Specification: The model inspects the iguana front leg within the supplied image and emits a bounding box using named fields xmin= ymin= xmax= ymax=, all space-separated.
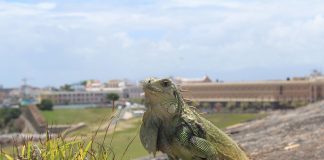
xmin=177 ymin=125 xmax=218 ymax=160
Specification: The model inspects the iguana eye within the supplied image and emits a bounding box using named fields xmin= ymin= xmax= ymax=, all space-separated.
xmin=161 ymin=79 xmax=170 ymax=88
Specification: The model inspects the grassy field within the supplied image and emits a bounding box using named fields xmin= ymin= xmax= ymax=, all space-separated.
xmin=41 ymin=108 xmax=113 ymax=125
xmin=203 ymin=113 xmax=264 ymax=129
xmin=39 ymin=108 xmax=264 ymax=159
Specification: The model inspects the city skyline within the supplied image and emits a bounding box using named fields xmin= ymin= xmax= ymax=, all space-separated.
xmin=1 ymin=0 xmax=324 ymax=87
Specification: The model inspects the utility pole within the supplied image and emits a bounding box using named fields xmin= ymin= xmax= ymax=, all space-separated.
xmin=22 ymin=78 xmax=28 ymax=86
xmin=21 ymin=78 xmax=28 ymax=99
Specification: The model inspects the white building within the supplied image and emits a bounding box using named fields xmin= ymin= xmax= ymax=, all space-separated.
xmin=85 ymin=79 xmax=142 ymax=99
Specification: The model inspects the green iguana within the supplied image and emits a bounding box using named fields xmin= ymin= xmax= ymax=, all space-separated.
xmin=140 ymin=77 xmax=249 ymax=160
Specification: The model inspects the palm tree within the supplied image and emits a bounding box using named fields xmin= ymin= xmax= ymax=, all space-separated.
xmin=107 ymin=93 xmax=120 ymax=111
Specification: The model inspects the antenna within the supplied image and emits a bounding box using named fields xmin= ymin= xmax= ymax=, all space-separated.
xmin=21 ymin=77 xmax=28 ymax=99
xmin=22 ymin=78 xmax=28 ymax=86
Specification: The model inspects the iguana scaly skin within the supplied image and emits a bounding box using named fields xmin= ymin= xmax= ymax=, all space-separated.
xmin=140 ymin=78 xmax=249 ymax=160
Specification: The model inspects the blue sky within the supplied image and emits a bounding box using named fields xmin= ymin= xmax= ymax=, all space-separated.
xmin=0 ymin=0 xmax=324 ymax=87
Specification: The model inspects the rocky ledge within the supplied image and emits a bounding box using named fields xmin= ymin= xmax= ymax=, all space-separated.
xmin=230 ymin=101 xmax=324 ymax=160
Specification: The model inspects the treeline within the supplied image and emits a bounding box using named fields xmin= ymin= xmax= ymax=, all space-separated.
xmin=0 ymin=108 xmax=21 ymax=133
xmin=197 ymin=100 xmax=309 ymax=113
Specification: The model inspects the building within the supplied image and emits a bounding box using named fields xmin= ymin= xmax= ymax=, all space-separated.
xmin=180 ymin=76 xmax=324 ymax=105
xmin=105 ymin=80 xmax=125 ymax=88
xmin=40 ymin=79 xmax=143 ymax=105
xmin=40 ymin=87 xmax=142 ymax=105
xmin=40 ymin=91 xmax=115 ymax=105
xmin=85 ymin=80 xmax=102 ymax=92
xmin=174 ymin=76 xmax=212 ymax=84
xmin=122 ymin=85 xmax=143 ymax=99
xmin=0 ymin=88 xmax=15 ymax=106
xmin=70 ymin=82 xmax=86 ymax=91
xmin=85 ymin=79 xmax=142 ymax=99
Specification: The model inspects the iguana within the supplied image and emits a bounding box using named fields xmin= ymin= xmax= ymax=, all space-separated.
xmin=140 ymin=77 xmax=249 ymax=160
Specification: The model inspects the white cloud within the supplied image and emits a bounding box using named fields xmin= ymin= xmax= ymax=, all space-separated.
xmin=113 ymin=32 xmax=133 ymax=48
xmin=164 ymin=0 xmax=241 ymax=9
xmin=36 ymin=2 xmax=57 ymax=10
xmin=0 ymin=0 xmax=324 ymax=86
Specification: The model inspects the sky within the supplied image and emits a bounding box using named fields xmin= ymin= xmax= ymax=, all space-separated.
xmin=0 ymin=0 xmax=324 ymax=87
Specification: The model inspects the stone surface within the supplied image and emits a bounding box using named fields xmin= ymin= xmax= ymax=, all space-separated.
xmin=231 ymin=101 xmax=324 ymax=160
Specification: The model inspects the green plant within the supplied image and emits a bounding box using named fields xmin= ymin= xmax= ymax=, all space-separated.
xmin=0 ymin=133 xmax=96 ymax=160
xmin=226 ymin=102 xmax=236 ymax=112
xmin=239 ymin=102 xmax=250 ymax=112
xmin=0 ymin=111 xmax=139 ymax=160
xmin=60 ymin=84 xmax=74 ymax=91
xmin=107 ymin=93 xmax=120 ymax=111
xmin=37 ymin=99 xmax=54 ymax=111
xmin=0 ymin=108 xmax=21 ymax=129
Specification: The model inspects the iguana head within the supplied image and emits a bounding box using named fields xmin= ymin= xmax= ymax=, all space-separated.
xmin=142 ymin=77 xmax=183 ymax=116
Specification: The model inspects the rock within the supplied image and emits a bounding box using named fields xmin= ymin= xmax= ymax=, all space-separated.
xmin=231 ymin=101 xmax=324 ymax=160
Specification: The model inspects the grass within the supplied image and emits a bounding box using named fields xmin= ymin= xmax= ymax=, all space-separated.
xmin=93 ymin=118 xmax=145 ymax=160
xmin=41 ymin=108 xmax=113 ymax=125
xmin=1 ymin=108 xmax=265 ymax=160
xmin=203 ymin=113 xmax=264 ymax=129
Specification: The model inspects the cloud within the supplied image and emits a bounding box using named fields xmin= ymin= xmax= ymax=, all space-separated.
xmin=0 ymin=0 xmax=324 ymax=87
xmin=36 ymin=2 xmax=56 ymax=10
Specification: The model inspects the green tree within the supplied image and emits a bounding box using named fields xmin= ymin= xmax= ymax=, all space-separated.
xmin=201 ymin=102 xmax=211 ymax=109
xmin=80 ymin=80 xmax=87 ymax=86
xmin=226 ymin=102 xmax=236 ymax=112
xmin=239 ymin=102 xmax=250 ymax=112
xmin=291 ymin=100 xmax=308 ymax=108
xmin=0 ymin=108 xmax=21 ymax=129
xmin=37 ymin=99 xmax=54 ymax=111
xmin=279 ymin=100 xmax=292 ymax=109
xmin=107 ymin=93 xmax=120 ymax=111
xmin=262 ymin=102 xmax=272 ymax=110
xmin=60 ymin=84 xmax=74 ymax=91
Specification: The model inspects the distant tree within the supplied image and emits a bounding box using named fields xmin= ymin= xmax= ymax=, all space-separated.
xmin=0 ymin=108 xmax=21 ymax=130
xmin=291 ymin=100 xmax=308 ymax=108
xmin=60 ymin=84 xmax=74 ymax=91
xmin=201 ymin=102 xmax=211 ymax=112
xmin=201 ymin=102 xmax=211 ymax=109
xmin=279 ymin=101 xmax=292 ymax=109
xmin=80 ymin=80 xmax=87 ymax=86
xmin=239 ymin=102 xmax=250 ymax=112
xmin=107 ymin=93 xmax=120 ymax=111
xmin=251 ymin=102 xmax=263 ymax=111
xmin=37 ymin=99 xmax=54 ymax=111
xmin=226 ymin=102 xmax=236 ymax=112
xmin=262 ymin=102 xmax=272 ymax=110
